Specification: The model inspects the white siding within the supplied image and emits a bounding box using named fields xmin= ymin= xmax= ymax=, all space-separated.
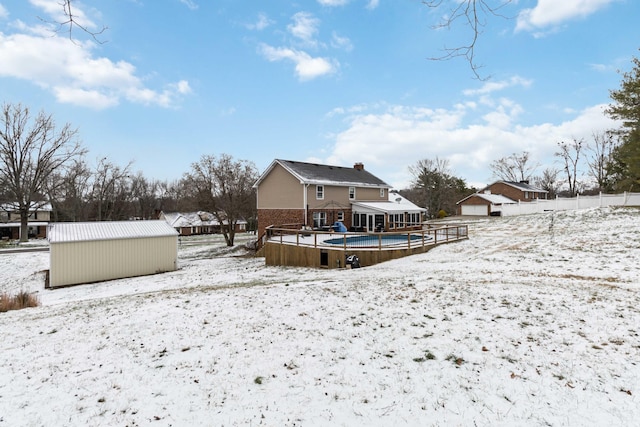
xmin=461 ymin=205 xmax=488 ymax=216
xmin=48 ymin=221 xmax=178 ymax=288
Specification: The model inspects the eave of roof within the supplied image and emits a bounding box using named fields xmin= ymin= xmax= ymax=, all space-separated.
xmin=253 ymin=159 xmax=391 ymax=189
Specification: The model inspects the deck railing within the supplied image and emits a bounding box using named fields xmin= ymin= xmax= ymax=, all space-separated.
xmin=265 ymin=224 xmax=468 ymax=250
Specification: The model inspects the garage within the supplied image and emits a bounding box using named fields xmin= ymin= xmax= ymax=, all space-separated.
xmin=48 ymin=220 xmax=179 ymax=288
xmin=457 ymin=193 xmax=516 ymax=216
xmin=460 ymin=204 xmax=489 ymax=216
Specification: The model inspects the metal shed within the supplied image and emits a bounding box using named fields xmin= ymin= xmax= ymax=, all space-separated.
xmin=47 ymin=221 xmax=179 ymax=288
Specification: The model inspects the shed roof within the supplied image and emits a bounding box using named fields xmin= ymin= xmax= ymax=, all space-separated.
xmin=254 ymin=159 xmax=391 ymax=188
xmin=48 ymin=220 xmax=179 ymax=243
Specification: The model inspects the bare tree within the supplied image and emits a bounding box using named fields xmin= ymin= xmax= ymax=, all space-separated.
xmin=533 ymin=167 xmax=561 ymax=198
xmin=46 ymin=158 xmax=92 ymax=222
xmin=183 ymin=154 xmax=258 ymax=246
xmin=0 ymin=103 xmax=85 ymax=241
xmin=90 ymin=158 xmax=133 ymax=221
xmin=424 ymin=0 xmax=514 ymax=79
xmin=490 ymin=151 xmax=538 ymax=182
xmin=555 ymin=139 xmax=584 ymax=197
xmin=47 ymin=0 xmax=108 ymax=43
xmin=130 ymin=173 xmax=162 ymax=220
xmin=586 ymin=131 xmax=616 ymax=192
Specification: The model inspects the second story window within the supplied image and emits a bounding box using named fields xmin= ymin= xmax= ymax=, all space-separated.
xmin=349 ymin=186 xmax=355 ymax=200
xmin=380 ymin=188 xmax=385 ymax=198
xmin=316 ymin=185 xmax=324 ymax=200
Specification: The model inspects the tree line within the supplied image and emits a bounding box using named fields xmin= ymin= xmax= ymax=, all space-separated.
xmin=0 ymin=104 xmax=258 ymax=244
xmin=2 ymin=52 xmax=639 ymax=238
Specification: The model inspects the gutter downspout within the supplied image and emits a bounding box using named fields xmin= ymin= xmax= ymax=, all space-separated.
xmin=304 ymin=184 xmax=309 ymax=227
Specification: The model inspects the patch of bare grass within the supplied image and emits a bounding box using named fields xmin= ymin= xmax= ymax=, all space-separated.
xmin=0 ymin=290 xmax=40 ymax=313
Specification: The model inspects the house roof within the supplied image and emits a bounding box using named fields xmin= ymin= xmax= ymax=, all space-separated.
xmin=1 ymin=202 xmax=53 ymax=211
xmin=352 ymin=191 xmax=427 ymax=214
xmin=254 ymin=159 xmax=391 ymax=188
xmin=48 ymin=220 xmax=178 ymax=243
xmin=160 ymin=211 xmax=247 ymax=228
xmin=457 ymin=192 xmax=517 ymax=205
xmin=487 ymin=181 xmax=548 ymax=193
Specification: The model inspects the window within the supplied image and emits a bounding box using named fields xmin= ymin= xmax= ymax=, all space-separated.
xmin=337 ymin=211 xmax=344 ymax=221
xmin=316 ymin=185 xmax=324 ymax=200
xmin=524 ymin=191 xmax=529 ymax=199
xmin=313 ymin=212 xmax=326 ymax=228
xmin=380 ymin=188 xmax=385 ymax=198
xmin=349 ymin=186 xmax=356 ymax=200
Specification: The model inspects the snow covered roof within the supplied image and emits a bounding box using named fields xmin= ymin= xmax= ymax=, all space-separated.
xmin=352 ymin=191 xmax=426 ymax=214
xmin=1 ymin=201 xmax=52 ymax=212
xmin=254 ymin=159 xmax=391 ymax=188
xmin=48 ymin=221 xmax=178 ymax=243
xmin=489 ymin=181 xmax=548 ymax=193
xmin=457 ymin=192 xmax=517 ymax=205
xmin=160 ymin=211 xmax=247 ymax=228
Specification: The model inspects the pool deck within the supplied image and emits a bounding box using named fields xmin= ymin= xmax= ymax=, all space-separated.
xmin=263 ymin=225 xmax=468 ymax=268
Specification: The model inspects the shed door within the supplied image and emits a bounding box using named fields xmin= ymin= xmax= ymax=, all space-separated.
xmin=461 ymin=204 xmax=488 ymax=216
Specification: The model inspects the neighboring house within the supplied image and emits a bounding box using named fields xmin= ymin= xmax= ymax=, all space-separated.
xmin=253 ymin=159 xmax=425 ymax=236
xmin=158 ymin=211 xmax=247 ymax=236
xmin=0 ymin=202 xmax=52 ymax=239
xmin=457 ymin=180 xmax=548 ymax=216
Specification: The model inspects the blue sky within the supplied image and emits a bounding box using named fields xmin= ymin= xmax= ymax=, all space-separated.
xmin=0 ymin=0 xmax=638 ymax=189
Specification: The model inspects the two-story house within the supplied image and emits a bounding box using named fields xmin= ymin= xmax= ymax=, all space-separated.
xmin=0 ymin=202 xmax=52 ymax=239
xmin=254 ymin=159 xmax=426 ymax=237
xmin=456 ymin=180 xmax=548 ymax=216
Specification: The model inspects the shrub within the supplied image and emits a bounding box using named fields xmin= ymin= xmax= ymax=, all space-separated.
xmin=438 ymin=210 xmax=447 ymax=218
xmin=0 ymin=291 xmax=40 ymax=313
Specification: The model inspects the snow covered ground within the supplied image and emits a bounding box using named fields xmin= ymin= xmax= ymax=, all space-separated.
xmin=1 ymin=207 xmax=639 ymax=426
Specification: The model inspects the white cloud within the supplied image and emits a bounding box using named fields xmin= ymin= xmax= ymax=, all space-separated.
xmin=516 ymin=0 xmax=615 ymax=32
xmin=331 ymin=31 xmax=353 ymax=52
xmin=366 ymin=0 xmax=380 ymax=10
xmin=258 ymin=44 xmax=337 ymax=81
xmin=0 ymin=4 xmax=8 ymax=19
xmin=246 ymin=13 xmax=273 ymax=31
xmin=178 ymin=0 xmax=199 ymax=10
xmin=0 ymin=27 xmax=190 ymax=109
xmin=288 ymin=12 xmax=320 ymax=45
xmin=317 ymin=0 xmax=350 ymax=6
xmin=323 ymin=101 xmax=617 ymax=189
xmin=463 ymin=76 xmax=532 ymax=96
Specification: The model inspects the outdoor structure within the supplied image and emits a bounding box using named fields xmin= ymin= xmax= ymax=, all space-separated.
xmin=47 ymin=220 xmax=178 ymax=288
xmin=0 ymin=202 xmax=52 ymax=240
xmin=263 ymin=224 xmax=468 ymax=269
xmin=457 ymin=181 xmax=548 ymax=216
xmin=254 ymin=159 xmax=425 ymax=237
xmin=158 ymin=211 xmax=247 ymax=236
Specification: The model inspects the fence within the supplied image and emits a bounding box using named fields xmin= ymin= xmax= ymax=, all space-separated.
xmin=500 ymin=192 xmax=640 ymax=217
xmin=265 ymin=224 xmax=468 ymax=250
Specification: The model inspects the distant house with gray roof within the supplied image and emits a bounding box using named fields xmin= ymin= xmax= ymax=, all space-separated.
xmin=457 ymin=180 xmax=548 ymax=216
xmin=253 ymin=159 xmax=425 ymax=236
xmin=158 ymin=211 xmax=247 ymax=236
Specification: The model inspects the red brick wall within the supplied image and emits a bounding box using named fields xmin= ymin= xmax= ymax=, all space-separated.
xmin=488 ymin=183 xmax=539 ymax=201
xmin=258 ymin=209 xmax=306 ymax=237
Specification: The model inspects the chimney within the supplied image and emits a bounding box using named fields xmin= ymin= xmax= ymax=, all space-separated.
xmin=520 ymin=180 xmax=530 ymax=185
xmin=354 ymin=162 xmax=364 ymax=171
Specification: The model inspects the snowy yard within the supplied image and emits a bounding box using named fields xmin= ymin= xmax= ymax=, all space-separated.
xmin=1 ymin=207 xmax=639 ymax=426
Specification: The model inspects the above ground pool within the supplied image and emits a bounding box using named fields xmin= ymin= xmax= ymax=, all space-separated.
xmin=323 ymin=234 xmax=433 ymax=246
